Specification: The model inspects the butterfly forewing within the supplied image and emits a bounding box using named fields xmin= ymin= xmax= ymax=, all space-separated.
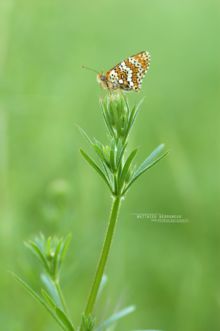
xmin=105 ymin=51 xmax=150 ymax=92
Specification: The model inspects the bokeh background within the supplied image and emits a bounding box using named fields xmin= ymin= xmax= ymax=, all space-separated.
xmin=0 ymin=0 xmax=220 ymax=330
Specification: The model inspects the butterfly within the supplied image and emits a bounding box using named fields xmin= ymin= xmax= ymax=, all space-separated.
xmin=97 ymin=51 xmax=150 ymax=92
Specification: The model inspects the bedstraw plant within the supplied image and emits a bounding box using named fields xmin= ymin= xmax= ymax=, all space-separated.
xmin=14 ymin=92 xmax=167 ymax=331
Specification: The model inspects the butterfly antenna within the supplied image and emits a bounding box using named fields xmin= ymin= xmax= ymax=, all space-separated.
xmin=82 ymin=65 xmax=99 ymax=74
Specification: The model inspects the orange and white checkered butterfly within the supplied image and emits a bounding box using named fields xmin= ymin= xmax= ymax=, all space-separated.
xmin=97 ymin=51 xmax=151 ymax=92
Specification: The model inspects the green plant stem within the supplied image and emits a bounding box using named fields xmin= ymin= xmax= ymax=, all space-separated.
xmin=82 ymin=195 xmax=121 ymax=323
xmin=55 ymin=280 xmax=69 ymax=314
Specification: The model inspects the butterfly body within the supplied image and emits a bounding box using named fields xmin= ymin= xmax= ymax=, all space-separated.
xmin=97 ymin=51 xmax=150 ymax=92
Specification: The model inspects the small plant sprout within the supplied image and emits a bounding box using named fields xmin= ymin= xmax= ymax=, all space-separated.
xmin=14 ymin=92 xmax=167 ymax=330
xmin=13 ymin=234 xmax=75 ymax=330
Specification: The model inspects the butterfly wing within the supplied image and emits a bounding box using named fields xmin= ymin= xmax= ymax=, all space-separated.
xmin=105 ymin=51 xmax=150 ymax=91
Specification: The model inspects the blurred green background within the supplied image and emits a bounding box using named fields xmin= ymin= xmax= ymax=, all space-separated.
xmin=0 ymin=0 xmax=220 ymax=330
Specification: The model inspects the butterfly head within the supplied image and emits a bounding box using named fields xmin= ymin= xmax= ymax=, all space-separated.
xmin=97 ymin=73 xmax=108 ymax=89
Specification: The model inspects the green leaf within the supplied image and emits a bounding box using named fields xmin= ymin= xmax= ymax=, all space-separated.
xmin=41 ymin=288 xmax=57 ymax=309
xmin=12 ymin=273 xmax=66 ymax=331
xmin=41 ymin=289 xmax=75 ymax=331
xmin=93 ymin=141 xmax=105 ymax=162
xmin=116 ymin=140 xmax=127 ymax=168
xmin=59 ymin=233 xmax=72 ymax=265
xmin=35 ymin=233 xmax=46 ymax=251
xmin=25 ymin=241 xmax=50 ymax=273
xmin=41 ymin=273 xmax=62 ymax=308
xmin=118 ymin=149 xmax=138 ymax=193
xmin=101 ymin=100 xmax=116 ymax=139
xmin=135 ymin=144 xmax=166 ymax=174
xmin=78 ymin=127 xmax=111 ymax=176
xmin=88 ymin=140 xmax=112 ymax=185
xmin=123 ymin=144 xmax=168 ymax=195
xmin=80 ymin=149 xmax=113 ymax=192
xmin=81 ymin=314 xmax=95 ymax=331
xmin=121 ymin=97 xmax=143 ymax=143
xmin=127 ymin=98 xmax=144 ymax=134
xmin=55 ymin=306 xmax=75 ymax=331
xmin=96 ymin=305 xmax=136 ymax=331
xmin=77 ymin=125 xmax=94 ymax=146
xmin=110 ymin=146 xmax=117 ymax=172
xmin=46 ymin=236 xmax=52 ymax=256
xmin=54 ymin=238 xmax=63 ymax=276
